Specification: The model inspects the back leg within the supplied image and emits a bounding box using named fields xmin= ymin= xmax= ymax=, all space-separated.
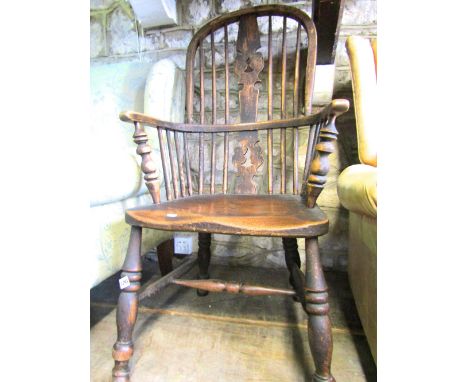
xmin=197 ymin=232 xmax=211 ymax=296
xmin=282 ymin=237 xmax=304 ymax=303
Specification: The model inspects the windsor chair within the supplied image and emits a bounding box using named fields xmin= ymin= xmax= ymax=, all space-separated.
xmin=112 ymin=5 xmax=349 ymax=382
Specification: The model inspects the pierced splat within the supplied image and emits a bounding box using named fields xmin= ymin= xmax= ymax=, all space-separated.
xmin=233 ymin=14 xmax=264 ymax=194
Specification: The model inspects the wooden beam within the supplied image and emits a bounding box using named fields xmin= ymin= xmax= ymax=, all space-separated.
xmin=314 ymin=0 xmax=345 ymax=65
xmin=138 ymin=256 xmax=197 ymax=300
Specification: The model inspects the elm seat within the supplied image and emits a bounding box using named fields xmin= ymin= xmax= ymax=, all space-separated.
xmin=126 ymin=194 xmax=329 ymax=238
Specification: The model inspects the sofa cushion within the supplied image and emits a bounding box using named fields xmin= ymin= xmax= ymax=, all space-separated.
xmin=337 ymin=164 xmax=377 ymax=218
xmin=90 ymin=58 xmax=184 ymax=206
xmin=89 ymin=145 xmax=149 ymax=207
xmin=346 ymin=36 xmax=377 ymax=167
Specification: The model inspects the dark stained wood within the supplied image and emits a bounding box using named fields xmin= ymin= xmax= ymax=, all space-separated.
xmin=125 ymin=194 xmax=329 ymax=238
xmin=211 ymin=31 xmax=217 ymax=125
xmin=138 ymin=256 xmax=197 ymax=300
xmin=293 ymin=25 xmax=301 ymax=117
xmin=112 ymin=226 xmax=142 ymax=381
xmin=293 ymin=25 xmax=301 ymax=194
xmin=156 ymin=238 xmax=174 ymax=276
xmin=173 ymin=278 xmax=296 ymax=297
xmin=132 ymin=122 xmax=160 ymax=204
xmin=302 ymin=122 xmax=319 ymax=196
xmin=197 ymin=232 xmax=211 ymax=296
xmin=167 ymin=130 xmax=179 ymax=199
xmin=267 ymin=15 xmax=273 ymax=121
xmin=280 ymin=17 xmax=287 ymax=194
xmin=223 ymin=25 xmax=229 ymax=194
xmin=174 ymin=132 xmax=186 ymax=197
xmin=121 ymin=109 xmax=347 ymax=133
xmin=304 ymin=237 xmax=336 ymax=382
xmin=210 ymin=133 xmax=216 ymax=194
xmin=293 ymin=127 xmax=299 ymax=194
xmin=282 ymin=237 xmax=304 ymax=304
xmin=280 ymin=127 xmax=286 ymax=193
xmin=267 ymin=128 xmax=273 ymax=194
xmin=306 ymin=114 xmax=339 ymax=208
xmin=157 ymin=127 xmax=173 ymax=201
xmin=199 ymin=132 xmax=204 ymax=195
xmin=267 ymin=15 xmax=273 ymax=194
xmin=183 ymin=133 xmax=193 ymax=196
xmin=233 ymin=14 xmax=264 ymax=194
xmin=115 ymin=6 xmax=350 ymax=380
xmin=199 ymin=43 xmax=205 ymax=195
xmin=315 ymin=0 xmax=345 ymax=65
xmin=210 ymin=31 xmax=217 ymax=194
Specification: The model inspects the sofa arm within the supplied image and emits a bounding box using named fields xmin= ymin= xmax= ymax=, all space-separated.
xmin=337 ymin=164 xmax=377 ymax=218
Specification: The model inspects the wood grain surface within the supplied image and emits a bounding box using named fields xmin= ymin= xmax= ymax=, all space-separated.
xmin=126 ymin=194 xmax=328 ymax=237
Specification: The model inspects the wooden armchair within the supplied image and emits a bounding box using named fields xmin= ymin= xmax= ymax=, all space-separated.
xmin=112 ymin=5 xmax=349 ymax=382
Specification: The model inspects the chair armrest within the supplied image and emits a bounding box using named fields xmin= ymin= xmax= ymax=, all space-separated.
xmin=119 ymin=99 xmax=349 ymax=133
xmin=120 ymin=99 xmax=349 ymax=206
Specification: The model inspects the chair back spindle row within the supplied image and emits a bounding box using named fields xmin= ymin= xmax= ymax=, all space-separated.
xmin=132 ymin=7 xmax=343 ymax=205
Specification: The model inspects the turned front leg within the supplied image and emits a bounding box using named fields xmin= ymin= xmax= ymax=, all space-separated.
xmin=304 ymin=237 xmax=335 ymax=382
xmin=197 ymin=232 xmax=212 ymax=296
xmin=112 ymin=226 xmax=142 ymax=382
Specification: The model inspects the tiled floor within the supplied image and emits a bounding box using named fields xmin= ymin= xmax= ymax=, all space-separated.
xmin=91 ymin=256 xmax=376 ymax=381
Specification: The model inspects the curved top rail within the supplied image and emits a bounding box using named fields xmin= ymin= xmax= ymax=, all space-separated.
xmin=185 ymin=4 xmax=318 ymax=121
xmin=187 ymin=4 xmax=316 ymax=51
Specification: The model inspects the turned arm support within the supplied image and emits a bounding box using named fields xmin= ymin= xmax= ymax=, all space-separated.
xmin=132 ymin=122 xmax=161 ymax=204
xmin=305 ymin=99 xmax=350 ymax=208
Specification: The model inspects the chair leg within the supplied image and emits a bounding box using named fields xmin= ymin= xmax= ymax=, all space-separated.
xmin=304 ymin=237 xmax=336 ymax=382
xmin=112 ymin=226 xmax=142 ymax=382
xmin=156 ymin=238 xmax=174 ymax=276
xmin=282 ymin=237 xmax=301 ymax=288
xmin=197 ymin=232 xmax=211 ymax=296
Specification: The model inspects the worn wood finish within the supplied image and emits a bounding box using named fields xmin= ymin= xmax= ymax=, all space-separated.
xmin=120 ymin=106 xmax=347 ymax=133
xmin=138 ymin=256 xmax=197 ymax=300
xmin=282 ymin=237 xmax=305 ymax=306
xmin=173 ymin=278 xmax=296 ymax=297
xmin=232 ymin=14 xmax=264 ymax=194
xmin=307 ymin=114 xmax=339 ymax=208
xmin=314 ymin=0 xmax=345 ymax=65
xmin=210 ymin=32 xmax=217 ymax=194
xmin=267 ymin=15 xmax=273 ymax=194
xmin=112 ymin=226 xmax=142 ymax=382
xmin=293 ymin=26 xmax=301 ymax=194
xmin=199 ymin=44 xmax=205 ymax=195
xmin=167 ymin=130 xmax=179 ymax=199
xmin=126 ymin=194 xmax=329 ymax=238
xmin=304 ymin=237 xmax=336 ymax=382
xmin=197 ymin=232 xmax=212 ymax=296
xmin=125 ymin=101 xmax=348 ymax=205
xmin=174 ymin=132 xmax=186 ymax=197
xmin=223 ymin=25 xmax=229 ymax=194
xmin=156 ymin=239 xmax=174 ymax=276
xmin=132 ymin=123 xmax=160 ymax=204
xmin=115 ymin=5 xmax=351 ymax=380
xmin=280 ymin=17 xmax=287 ymax=194
xmin=183 ymin=133 xmax=193 ymax=196
xmin=157 ymin=127 xmax=173 ymax=201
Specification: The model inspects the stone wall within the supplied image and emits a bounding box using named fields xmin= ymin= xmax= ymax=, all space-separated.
xmin=90 ymin=0 xmax=377 ymax=271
